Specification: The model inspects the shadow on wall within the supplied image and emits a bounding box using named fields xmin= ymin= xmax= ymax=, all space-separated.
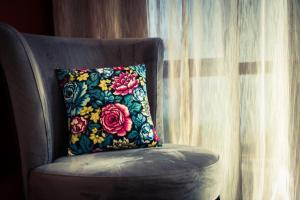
xmin=0 ymin=0 xmax=54 ymax=35
xmin=0 ymin=0 xmax=54 ymax=199
xmin=0 ymin=66 xmax=24 ymax=200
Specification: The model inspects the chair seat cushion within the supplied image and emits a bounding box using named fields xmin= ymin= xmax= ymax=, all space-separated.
xmin=29 ymin=144 xmax=221 ymax=200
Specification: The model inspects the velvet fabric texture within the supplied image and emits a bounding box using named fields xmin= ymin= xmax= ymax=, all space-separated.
xmin=29 ymin=144 xmax=220 ymax=200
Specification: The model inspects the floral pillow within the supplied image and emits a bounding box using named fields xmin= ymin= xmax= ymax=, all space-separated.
xmin=56 ymin=64 xmax=161 ymax=155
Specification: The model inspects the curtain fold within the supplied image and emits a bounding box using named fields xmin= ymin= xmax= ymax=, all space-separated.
xmin=147 ymin=1 xmax=241 ymax=199
xmin=53 ymin=0 xmax=300 ymax=199
xmin=147 ymin=0 xmax=300 ymax=199
xmin=289 ymin=1 xmax=300 ymax=199
xmin=52 ymin=0 xmax=148 ymax=38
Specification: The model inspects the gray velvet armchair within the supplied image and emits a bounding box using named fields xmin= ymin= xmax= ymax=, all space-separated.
xmin=0 ymin=23 xmax=221 ymax=200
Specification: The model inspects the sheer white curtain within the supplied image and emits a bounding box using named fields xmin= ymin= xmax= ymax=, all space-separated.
xmin=147 ymin=0 xmax=300 ymax=199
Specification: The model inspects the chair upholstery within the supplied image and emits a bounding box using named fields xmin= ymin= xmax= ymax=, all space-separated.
xmin=29 ymin=144 xmax=220 ymax=200
xmin=0 ymin=23 xmax=221 ymax=200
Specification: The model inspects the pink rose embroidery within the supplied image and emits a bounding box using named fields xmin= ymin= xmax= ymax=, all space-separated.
xmin=113 ymin=66 xmax=125 ymax=71
xmin=70 ymin=116 xmax=87 ymax=134
xmin=111 ymin=72 xmax=139 ymax=96
xmin=153 ymin=129 xmax=160 ymax=142
xmin=100 ymin=103 xmax=132 ymax=136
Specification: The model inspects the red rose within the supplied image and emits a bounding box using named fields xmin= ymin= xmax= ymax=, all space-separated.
xmin=70 ymin=116 xmax=87 ymax=134
xmin=100 ymin=103 xmax=132 ymax=136
xmin=113 ymin=66 xmax=125 ymax=71
xmin=153 ymin=129 xmax=160 ymax=141
xmin=111 ymin=72 xmax=139 ymax=96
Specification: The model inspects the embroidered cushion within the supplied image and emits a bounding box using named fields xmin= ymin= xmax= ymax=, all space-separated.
xmin=56 ymin=64 xmax=161 ymax=155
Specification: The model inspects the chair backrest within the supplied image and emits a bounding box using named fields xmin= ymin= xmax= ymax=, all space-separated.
xmin=0 ymin=23 xmax=163 ymax=196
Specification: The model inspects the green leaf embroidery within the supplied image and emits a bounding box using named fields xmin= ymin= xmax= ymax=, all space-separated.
xmin=132 ymin=113 xmax=147 ymax=128
xmin=127 ymin=130 xmax=139 ymax=139
xmin=101 ymin=134 xmax=113 ymax=147
xmin=79 ymin=134 xmax=92 ymax=153
xmin=129 ymin=102 xmax=142 ymax=114
xmin=114 ymin=96 xmax=122 ymax=103
xmin=88 ymin=123 xmax=101 ymax=131
xmin=123 ymin=95 xmax=133 ymax=107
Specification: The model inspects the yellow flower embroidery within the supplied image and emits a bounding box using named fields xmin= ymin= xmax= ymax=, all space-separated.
xmin=99 ymin=80 xmax=108 ymax=90
xmin=77 ymin=73 xmax=89 ymax=81
xmin=139 ymin=77 xmax=145 ymax=86
xmin=80 ymin=106 xmax=93 ymax=116
xmin=69 ymin=74 xmax=75 ymax=81
xmin=99 ymin=80 xmax=111 ymax=91
xmin=89 ymin=132 xmax=105 ymax=144
xmin=71 ymin=134 xmax=79 ymax=144
xmin=91 ymin=128 xmax=98 ymax=134
xmin=148 ymin=141 xmax=157 ymax=147
xmin=90 ymin=109 xmax=101 ymax=123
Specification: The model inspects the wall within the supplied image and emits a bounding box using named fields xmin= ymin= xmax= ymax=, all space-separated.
xmin=0 ymin=1 xmax=53 ymax=199
xmin=0 ymin=0 xmax=54 ymax=34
